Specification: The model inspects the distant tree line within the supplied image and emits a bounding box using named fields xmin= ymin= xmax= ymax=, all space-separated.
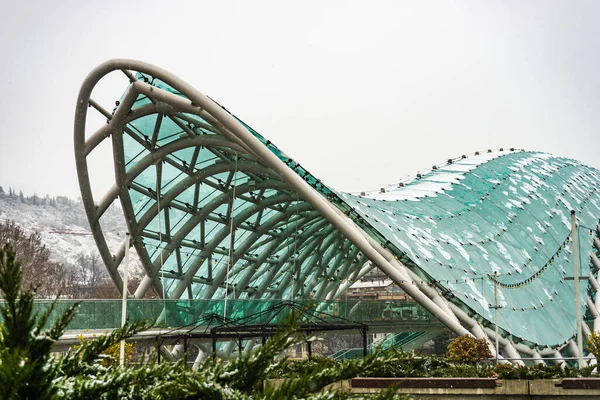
xmin=0 ymin=185 xmax=77 ymax=208
xmin=0 ymin=219 xmax=153 ymax=299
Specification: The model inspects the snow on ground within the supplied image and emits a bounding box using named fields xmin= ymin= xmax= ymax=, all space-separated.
xmin=0 ymin=192 xmax=130 ymax=268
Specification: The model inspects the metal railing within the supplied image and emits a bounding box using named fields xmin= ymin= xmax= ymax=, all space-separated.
xmin=1 ymin=298 xmax=437 ymax=330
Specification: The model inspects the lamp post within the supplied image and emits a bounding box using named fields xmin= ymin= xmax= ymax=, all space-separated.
xmin=120 ymin=232 xmax=130 ymax=366
xmin=570 ymin=210 xmax=584 ymax=368
xmin=494 ymin=271 xmax=499 ymax=364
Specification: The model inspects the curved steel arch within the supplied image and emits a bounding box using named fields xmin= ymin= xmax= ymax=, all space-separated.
xmin=75 ymin=59 xmax=600 ymax=364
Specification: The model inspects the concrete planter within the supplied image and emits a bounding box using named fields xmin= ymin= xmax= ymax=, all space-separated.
xmin=266 ymin=378 xmax=600 ymax=399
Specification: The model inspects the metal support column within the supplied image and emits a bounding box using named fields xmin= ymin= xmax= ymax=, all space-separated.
xmin=212 ymin=334 xmax=217 ymax=359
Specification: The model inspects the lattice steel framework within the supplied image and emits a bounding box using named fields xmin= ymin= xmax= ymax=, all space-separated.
xmin=75 ymin=59 xmax=600 ymax=364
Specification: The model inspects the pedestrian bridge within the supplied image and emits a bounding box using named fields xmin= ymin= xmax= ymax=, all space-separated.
xmin=33 ymin=298 xmax=443 ymax=333
xmin=74 ymin=59 xmax=600 ymax=363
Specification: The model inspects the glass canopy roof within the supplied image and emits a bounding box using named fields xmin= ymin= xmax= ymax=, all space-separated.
xmin=117 ymin=73 xmax=355 ymax=305
xmin=336 ymin=152 xmax=600 ymax=346
xmin=77 ymin=63 xmax=600 ymax=349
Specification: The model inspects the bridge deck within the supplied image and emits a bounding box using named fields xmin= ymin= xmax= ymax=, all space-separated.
xmin=22 ymin=298 xmax=443 ymax=332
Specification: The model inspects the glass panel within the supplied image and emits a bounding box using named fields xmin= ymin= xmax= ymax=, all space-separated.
xmin=335 ymin=152 xmax=600 ymax=346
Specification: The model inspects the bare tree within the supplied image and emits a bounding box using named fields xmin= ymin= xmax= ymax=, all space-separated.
xmin=36 ymin=262 xmax=82 ymax=298
xmin=0 ymin=220 xmax=63 ymax=296
xmin=77 ymin=252 xmax=106 ymax=289
xmin=73 ymin=253 xmax=155 ymax=299
xmin=89 ymin=262 xmax=154 ymax=299
xmin=0 ymin=220 xmax=157 ymax=299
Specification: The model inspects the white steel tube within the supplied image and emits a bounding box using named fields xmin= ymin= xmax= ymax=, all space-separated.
xmin=553 ymin=350 xmax=567 ymax=367
xmin=75 ymin=60 xmax=473 ymax=340
xmin=531 ymin=351 xmax=546 ymax=365
xmin=589 ymin=273 xmax=600 ymax=332
xmin=571 ymin=210 xmax=584 ymax=368
xmin=120 ymin=232 xmax=130 ymax=366
xmin=132 ymin=75 xmax=474 ymax=338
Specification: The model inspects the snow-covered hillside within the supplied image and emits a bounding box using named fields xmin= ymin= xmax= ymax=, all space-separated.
xmin=0 ymin=188 xmax=127 ymax=267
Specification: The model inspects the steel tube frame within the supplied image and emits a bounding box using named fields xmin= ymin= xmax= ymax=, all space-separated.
xmin=73 ymin=59 xmax=492 ymax=351
xmin=75 ymin=59 xmax=599 ymax=363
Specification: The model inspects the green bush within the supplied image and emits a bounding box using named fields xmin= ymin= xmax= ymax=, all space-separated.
xmin=587 ymin=330 xmax=600 ymax=364
xmin=446 ymin=335 xmax=493 ymax=364
xmin=269 ymin=349 xmax=600 ymax=382
xmin=493 ymin=363 xmax=596 ymax=380
xmin=267 ymin=355 xmax=338 ymax=379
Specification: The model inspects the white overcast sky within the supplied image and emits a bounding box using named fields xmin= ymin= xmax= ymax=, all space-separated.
xmin=0 ymin=0 xmax=598 ymax=199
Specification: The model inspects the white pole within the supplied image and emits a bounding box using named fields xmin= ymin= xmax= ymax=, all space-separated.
xmin=345 ymin=291 xmax=348 ymax=319
xmin=494 ymin=271 xmax=499 ymax=364
xmin=120 ymin=232 xmax=130 ymax=366
xmin=571 ymin=210 xmax=584 ymax=368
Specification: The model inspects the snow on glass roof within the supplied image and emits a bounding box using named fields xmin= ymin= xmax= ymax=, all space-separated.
xmin=76 ymin=61 xmax=600 ymax=351
xmin=335 ymin=151 xmax=600 ymax=346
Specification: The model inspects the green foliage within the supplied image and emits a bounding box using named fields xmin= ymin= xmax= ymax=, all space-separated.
xmin=214 ymin=328 xmax=303 ymax=395
xmin=0 ymin=243 xmax=150 ymax=399
xmin=0 ymin=243 xmax=77 ymax=399
xmin=263 ymin=347 xmax=418 ymax=399
xmin=491 ymin=363 xmax=596 ymax=380
xmin=73 ymin=334 xmax=135 ymax=367
xmin=446 ymin=335 xmax=493 ymax=364
xmin=57 ymin=319 xmax=150 ymax=377
xmin=268 ymin=348 xmax=490 ymax=383
xmin=0 ymin=241 xmax=597 ymax=400
xmin=53 ymin=323 xmax=408 ymax=400
xmin=0 ymin=244 xmax=405 ymax=399
xmin=586 ymin=330 xmax=600 ymax=363
xmin=55 ymin=357 xmax=250 ymax=400
xmin=269 ymin=350 xmax=599 ymax=383
xmin=267 ymin=355 xmax=338 ymax=379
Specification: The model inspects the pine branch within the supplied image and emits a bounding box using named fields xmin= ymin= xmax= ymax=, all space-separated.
xmin=57 ymin=319 xmax=151 ymax=376
xmin=214 ymin=315 xmax=303 ymax=395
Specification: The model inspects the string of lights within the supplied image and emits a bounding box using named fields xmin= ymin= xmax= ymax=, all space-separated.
xmin=489 ymin=224 xmax=599 ymax=312
xmin=579 ymin=224 xmax=599 ymax=234
xmin=354 ymin=186 xmax=599 ymax=281
xmin=488 ymin=232 xmax=571 ymax=289
xmin=121 ymin=165 xmax=600 ymax=294
xmin=132 ymin=231 xmax=583 ymax=287
xmin=124 ymin=212 xmax=598 ymax=306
